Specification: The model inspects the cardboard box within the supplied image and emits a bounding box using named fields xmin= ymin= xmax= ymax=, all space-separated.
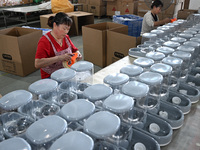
xmin=120 ymin=1 xmax=138 ymax=15
xmin=82 ymin=22 xmax=127 ymax=67
xmin=40 ymin=13 xmax=76 ymax=36
xmin=66 ymin=11 xmax=94 ymax=35
xmin=78 ymin=0 xmax=89 ymax=4
xmin=88 ymin=5 xmax=106 ymax=17
xmin=40 ymin=11 xmax=94 ymax=35
xmin=177 ymin=9 xmax=198 ymax=19
xmin=107 ymin=1 xmax=121 ymax=16
xmin=0 ymin=27 xmax=42 ymax=76
xmin=89 ymin=0 xmax=106 ymax=6
xmin=107 ymin=27 xmax=136 ymax=65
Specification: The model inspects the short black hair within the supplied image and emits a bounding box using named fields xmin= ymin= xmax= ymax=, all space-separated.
xmin=47 ymin=12 xmax=73 ymax=28
xmin=151 ymin=0 xmax=163 ymax=9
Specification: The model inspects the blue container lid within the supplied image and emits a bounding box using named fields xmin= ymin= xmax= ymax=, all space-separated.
xmin=0 ymin=90 xmax=32 ymax=111
xmin=122 ymin=81 xmax=149 ymax=98
xmin=103 ymin=73 xmax=129 ymax=86
xmin=28 ymin=79 xmax=58 ymax=95
xmin=83 ymin=84 xmax=113 ymax=101
xmin=162 ymin=56 xmax=183 ymax=67
xmin=71 ymin=61 xmax=93 ymax=72
xmin=51 ymin=68 xmax=76 ymax=82
xmin=26 ymin=115 xmax=67 ymax=145
xmin=150 ymin=63 xmax=172 ymax=76
xmin=84 ymin=111 xmax=120 ymax=139
xmin=133 ymin=57 xmax=154 ymax=67
xmin=49 ymin=131 xmax=94 ymax=150
xmin=139 ymin=71 xmax=163 ymax=86
xmin=120 ymin=65 xmax=143 ymax=77
xmin=103 ymin=94 xmax=134 ymax=113
xmin=60 ymin=99 xmax=95 ymax=122
xmin=0 ymin=137 xmax=31 ymax=150
xmin=146 ymin=51 xmax=165 ymax=61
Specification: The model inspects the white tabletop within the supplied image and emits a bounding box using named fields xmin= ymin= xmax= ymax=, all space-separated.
xmin=3 ymin=5 xmax=50 ymax=13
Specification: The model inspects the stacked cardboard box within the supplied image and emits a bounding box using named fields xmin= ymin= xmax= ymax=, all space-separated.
xmin=137 ymin=0 xmax=183 ymax=19
xmin=77 ymin=0 xmax=89 ymax=12
xmin=106 ymin=0 xmax=138 ymax=16
xmin=88 ymin=0 xmax=106 ymax=17
xmin=40 ymin=11 xmax=94 ymax=36
xmin=177 ymin=9 xmax=198 ymax=19
xmin=82 ymin=22 xmax=137 ymax=67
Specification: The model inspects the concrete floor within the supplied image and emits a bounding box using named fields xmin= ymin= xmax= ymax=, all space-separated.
xmin=0 ymin=16 xmax=112 ymax=96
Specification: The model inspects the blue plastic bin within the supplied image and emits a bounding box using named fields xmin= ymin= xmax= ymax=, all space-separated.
xmin=113 ymin=14 xmax=143 ymax=37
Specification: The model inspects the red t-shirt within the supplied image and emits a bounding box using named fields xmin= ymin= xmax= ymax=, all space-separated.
xmin=35 ymin=32 xmax=78 ymax=79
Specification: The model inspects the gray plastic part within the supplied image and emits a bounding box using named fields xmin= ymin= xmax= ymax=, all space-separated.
xmin=128 ymin=128 xmax=160 ymax=150
xmin=161 ymin=90 xmax=191 ymax=114
xmin=133 ymin=113 xmax=173 ymax=146
xmin=177 ymin=82 xmax=200 ymax=104
xmin=149 ymin=101 xmax=184 ymax=129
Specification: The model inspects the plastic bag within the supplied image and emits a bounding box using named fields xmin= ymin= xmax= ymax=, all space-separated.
xmin=51 ymin=0 xmax=74 ymax=13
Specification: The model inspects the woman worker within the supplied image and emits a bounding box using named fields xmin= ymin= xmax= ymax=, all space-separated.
xmin=35 ymin=12 xmax=82 ymax=79
xmin=141 ymin=0 xmax=171 ymax=34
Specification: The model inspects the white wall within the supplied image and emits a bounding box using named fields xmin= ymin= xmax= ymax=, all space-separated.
xmin=189 ymin=0 xmax=200 ymax=10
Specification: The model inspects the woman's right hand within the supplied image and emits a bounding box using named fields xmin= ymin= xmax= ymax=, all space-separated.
xmin=57 ymin=53 xmax=73 ymax=62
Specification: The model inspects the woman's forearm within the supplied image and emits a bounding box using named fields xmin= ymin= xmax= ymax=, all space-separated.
xmin=35 ymin=56 xmax=59 ymax=69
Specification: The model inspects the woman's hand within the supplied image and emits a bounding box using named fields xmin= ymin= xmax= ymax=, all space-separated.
xmin=76 ymin=51 xmax=82 ymax=61
xmin=58 ymin=53 xmax=73 ymax=62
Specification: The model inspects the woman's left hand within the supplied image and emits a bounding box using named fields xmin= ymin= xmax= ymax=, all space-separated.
xmin=76 ymin=51 xmax=82 ymax=61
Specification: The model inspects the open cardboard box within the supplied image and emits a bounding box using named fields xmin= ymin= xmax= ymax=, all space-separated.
xmin=82 ymin=22 xmax=128 ymax=67
xmin=40 ymin=11 xmax=94 ymax=36
xmin=0 ymin=27 xmax=42 ymax=76
xmin=107 ymin=27 xmax=137 ymax=66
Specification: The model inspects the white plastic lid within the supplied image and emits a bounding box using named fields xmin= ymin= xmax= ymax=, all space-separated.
xmin=178 ymin=33 xmax=193 ymax=39
xmin=156 ymin=46 xmax=175 ymax=54
xmin=71 ymin=61 xmax=93 ymax=72
xmin=149 ymin=123 xmax=160 ymax=134
xmin=163 ymin=41 xmax=180 ymax=48
xmin=195 ymin=34 xmax=200 ymax=38
xmin=51 ymin=68 xmax=76 ymax=82
xmin=83 ymin=84 xmax=113 ymax=101
xmin=177 ymin=45 xmax=195 ymax=53
xmin=183 ymin=41 xmax=200 ymax=48
xmin=172 ymin=51 xmax=191 ymax=60
xmin=0 ymin=137 xmax=31 ymax=150
xmin=157 ymin=26 xmax=170 ymax=31
xmin=49 ymin=131 xmax=94 ymax=150
xmin=171 ymin=37 xmax=187 ymax=43
xmin=172 ymin=96 xmax=181 ymax=105
xmin=133 ymin=57 xmax=154 ymax=67
xmin=28 ymin=79 xmax=58 ymax=95
xmin=134 ymin=142 xmax=146 ymax=150
xmin=103 ymin=73 xmax=129 ymax=86
xmin=0 ymin=90 xmax=32 ymax=111
xmin=142 ymin=33 xmax=157 ymax=38
xmin=139 ymin=72 xmax=163 ymax=86
xmin=84 ymin=111 xmax=120 ymax=139
xmin=146 ymin=51 xmax=165 ymax=61
xmin=183 ymin=30 xmax=197 ymax=35
xmin=162 ymin=56 xmax=183 ymax=67
xmin=120 ymin=65 xmax=143 ymax=77
xmin=150 ymin=63 xmax=172 ymax=75
xmin=122 ymin=81 xmax=149 ymax=98
xmin=60 ymin=99 xmax=95 ymax=122
xmin=103 ymin=94 xmax=134 ymax=113
xmin=159 ymin=111 xmax=168 ymax=119
xmin=26 ymin=115 xmax=67 ymax=145
xmin=190 ymin=37 xmax=200 ymax=43
xmin=150 ymin=29 xmax=164 ymax=35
